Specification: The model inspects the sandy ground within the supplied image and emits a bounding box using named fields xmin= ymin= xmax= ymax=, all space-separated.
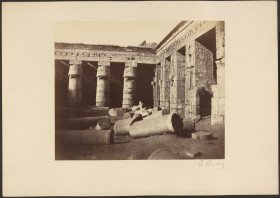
xmin=55 ymin=117 xmax=224 ymax=160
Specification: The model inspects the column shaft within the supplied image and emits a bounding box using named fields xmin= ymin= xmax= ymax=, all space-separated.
xmin=122 ymin=61 xmax=137 ymax=108
xmin=68 ymin=60 xmax=83 ymax=107
xmin=96 ymin=61 xmax=110 ymax=107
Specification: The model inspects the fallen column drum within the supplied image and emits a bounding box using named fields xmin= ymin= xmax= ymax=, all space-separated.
xmin=122 ymin=111 xmax=134 ymax=119
xmin=56 ymin=129 xmax=113 ymax=145
xmin=113 ymin=113 xmax=142 ymax=136
xmin=109 ymin=108 xmax=129 ymax=116
xmin=57 ymin=107 xmax=110 ymax=119
xmin=143 ymin=108 xmax=169 ymax=120
xmin=129 ymin=113 xmax=183 ymax=138
xmin=57 ymin=116 xmax=109 ymax=130
xmin=176 ymin=118 xmax=195 ymax=137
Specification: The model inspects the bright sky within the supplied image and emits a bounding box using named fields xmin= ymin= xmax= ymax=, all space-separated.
xmin=55 ymin=21 xmax=180 ymax=46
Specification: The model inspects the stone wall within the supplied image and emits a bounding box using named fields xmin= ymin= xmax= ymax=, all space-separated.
xmin=55 ymin=60 xmax=69 ymax=108
xmin=155 ymin=21 xmax=225 ymax=125
xmin=55 ymin=43 xmax=156 ymax=65
xmin=211 ymin=22 xmax=225 ymax=125
xmin=54 ymin=21 xmax=225 ymax=125
xmin=55 ymin=44 xmax=156 ymax=109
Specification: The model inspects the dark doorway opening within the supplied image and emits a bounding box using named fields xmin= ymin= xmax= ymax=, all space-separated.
xmin=197 ymin=88 xmax=212 ymax=117
xmin=55 ymin=60 xmax=69 ymax=109
xmin=178 ymin=46 xmax=186 ymax=56
xmin=196 ymin=28 xmax=217 ymax=83
xmin=166 ymin=55 xmax=171 ymax=62
xmin=82 ymin=61 xmax=98 ymax=107
xmin=110 ymin=62 xmax=125 ymax=108
xmin=136 ymin=64 xmax=155 ymax=108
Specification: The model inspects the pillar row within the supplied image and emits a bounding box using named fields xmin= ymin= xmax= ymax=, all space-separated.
xmin=68 ymin=60 xmax=83 ymax=107
xmin=122 ymin=61 xmax=137 ymax=108
xmin=95 ymin=61 xmax=110 ymax=107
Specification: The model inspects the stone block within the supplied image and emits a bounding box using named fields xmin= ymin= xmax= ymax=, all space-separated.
xmin=185 ymin=150 xmax=202 ymax=158
xmin=56 ymin=129 xmax=113 ymax=145
xmin=109 ymin=116 xmax=124 ymax=124
xmin=95 ymin=118 xmax=111 ymax=130
xmin=191 ymin=131 xmax=212 ymax=140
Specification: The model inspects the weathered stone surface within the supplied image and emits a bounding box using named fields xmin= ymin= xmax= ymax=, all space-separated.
xmin=109 ymin=116 xmax=123 ymax=124
xmin=123 ymin=112 xmax=134 ymax=119
xmin=113 ymin=113 xmax=142 ymax=136
xmin=58 ymin=116 xmax=109 ymax=130
xmin=56 ymin=106 xmax=109 ymax=119
xmin=148 ymin=149 xmax=187 ymax=160
xmin=129 ymin=113 xmax=183 ymax=138
xmin=108 ymin=108 xmax=128 ymax=116
xmin=96 ymin=65 xmax=110 ymax=78
xmin=154 ymin=21 xmax=225 ymax=125
xmin=68 ymin=63 xmax=83 ymax=106
xmin=191 ymin=131 xmax=212 ymax=140
xmin=56 ymin=129 xmax=113 ymax=145
xmin=143 ymin=108 xmax=169 ymax=120
xmin=134 ymin=109 xmax=151 ymax=118
xmin=122 ymin=63 xmax=137 ymax=108
xmin=56 ymin=21 xmax=225 ymax=126
xmin=55 ymin=43 xmax=156 ymax=65
xmin=95 ymin=118 xmax=111 ymax=130
xmin=185 ymin=150 xmax=202 ymax=158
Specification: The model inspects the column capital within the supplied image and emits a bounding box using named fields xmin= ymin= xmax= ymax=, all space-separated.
xmin=98 ymin=61 xmax=110 ymax=67
xmin=69 ymin=60 xmax=82 ymax=65
xmin=68 ymin=64 xmax=83 ymax=77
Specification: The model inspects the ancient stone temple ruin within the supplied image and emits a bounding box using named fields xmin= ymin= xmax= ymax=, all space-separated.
xmin=55 ymin=21 xmax=225 ymax=125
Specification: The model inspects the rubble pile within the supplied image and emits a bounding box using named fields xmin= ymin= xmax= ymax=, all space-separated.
xmin=56 ymin=101 xmax=216 ymax=158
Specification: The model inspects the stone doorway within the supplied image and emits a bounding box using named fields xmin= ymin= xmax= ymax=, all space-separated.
xmin=110 ymin=62 xmax=125 ymax=108
xmin=194 ymin=27 xmax=217 ymax=118
xmin=197 ymin=87 xmax=212 ymax=117
xmin=136 ymin=64 xmax=155 ymax=108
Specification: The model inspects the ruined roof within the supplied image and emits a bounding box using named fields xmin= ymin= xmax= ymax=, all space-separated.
xmin=55 ymin=42 xmax=156 ymax=54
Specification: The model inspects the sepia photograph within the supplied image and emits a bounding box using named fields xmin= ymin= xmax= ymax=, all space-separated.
xmin=55 ymin=21 xmax=225 ymax=160
xmin=3 ymin=1 xmax=277 ymax=196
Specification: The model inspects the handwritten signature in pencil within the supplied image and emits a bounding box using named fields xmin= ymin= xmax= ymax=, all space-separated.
xmin=198 ymin=160 xmax=224 ymax=170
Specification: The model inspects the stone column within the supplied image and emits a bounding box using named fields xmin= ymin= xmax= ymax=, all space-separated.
xmin=211 ymin=21 xmax=225 ymax=125
xmin=159 ymin=61 xmax=164 ymax=108
xmin=68 ymin=60 xmax=83 ymax=107
xmin=169 ymin=53 xmax=178 ymax=114
xmin=155 ymin=63 xmax=161 ymax=107
xmin=185 ymin=41 xmax=195 ymax=118
xmin=122 ymin=61 xmax=137 ymax=108
xmin=211 ymin=58 xmax=225 ymax=125
xmin=176 ymin=49 xmax=186 ymax=117
xmin=95 ymin=61 xmax=110 ymax=107
xmin=163 ymin=58 xmax=171 ymax=109
xmin=151 ymin=76 xmax=157 ymax=108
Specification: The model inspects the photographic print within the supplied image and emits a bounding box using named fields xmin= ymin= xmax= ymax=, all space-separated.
xmin=55 ymin=21 xmax=225 ymax=160
xmin=3 ymin=1 xmax=278 ymax=196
